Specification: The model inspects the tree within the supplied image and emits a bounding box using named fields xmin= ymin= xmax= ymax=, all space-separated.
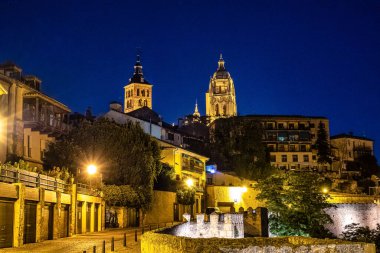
xmin=315 ymin=121 xmax=332 ymax=164
xmin=154 ymin=163 xmax=179 ymax=192
xmin=44 ymin=118 xmax=162 ymax=214
xmin=209 ymin=117 xmax=275 ymax=180
xmin=176 ymin=186 xmax=196 ymax=213
xmin=342 ymin=223 xmax=380 ymax=250
xmin=255 ymin=171 xmax=334 ymax=237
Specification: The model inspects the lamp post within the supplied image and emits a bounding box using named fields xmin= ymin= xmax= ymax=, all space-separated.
xmin=87 ymin=164 xmax=97 ymax=189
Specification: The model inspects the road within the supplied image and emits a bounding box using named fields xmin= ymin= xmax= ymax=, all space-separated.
xmin=0 ymin=228 xmax=142 ymax=253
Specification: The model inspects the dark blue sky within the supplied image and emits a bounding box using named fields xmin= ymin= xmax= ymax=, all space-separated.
xmin=1 ymin=0 xmax=379 ymax=158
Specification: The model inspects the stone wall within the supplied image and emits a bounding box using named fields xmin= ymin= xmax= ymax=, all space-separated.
xmin=172 ymin=213 xmax=244 ymax=238
xmin=325 ymin=203 xmax=380 ymax=237
xmin=141 ymin=230 xmax=376 ymax=253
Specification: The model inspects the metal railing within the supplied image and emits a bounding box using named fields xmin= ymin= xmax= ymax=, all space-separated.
xmin=77 ymin=182 xmax=101 ymax=196
xmin=0 ymin=165 xmax=69 ymax=192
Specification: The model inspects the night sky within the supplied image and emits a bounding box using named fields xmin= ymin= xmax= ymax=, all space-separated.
xmin=1 ymin=0 xmax=379 ymax=158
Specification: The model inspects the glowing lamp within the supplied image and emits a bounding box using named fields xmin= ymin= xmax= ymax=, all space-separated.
xmin=322 ymin=187 xmax=329 ymax=194
xmin=185 ymin=178 xmax=194 ymax=187
xmin=87 ymin=164 xmax=97 ymax=175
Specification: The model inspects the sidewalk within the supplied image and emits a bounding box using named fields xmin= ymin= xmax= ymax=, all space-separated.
xmin=0 ymin=228 xmax=141 ymax=253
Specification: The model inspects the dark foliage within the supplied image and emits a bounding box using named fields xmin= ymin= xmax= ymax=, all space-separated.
xmin=209 ymin=117 xmax=276 ymax=180
xmin=315 ymin=121 xmax=332 ymax=164
xmin=255 ymin=171 xmax=334 ymax=238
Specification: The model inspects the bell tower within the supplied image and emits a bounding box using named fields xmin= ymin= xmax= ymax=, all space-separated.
xmin=205 ymin=54 xmax=237 ymax=123
xmin=124 ymin=55 xmax=153 ymax=113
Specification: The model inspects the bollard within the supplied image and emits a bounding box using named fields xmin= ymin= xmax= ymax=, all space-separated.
xmin=123 ymin=232 xmax=127 ymax=247
xmin=93 ymin=246 xmax=96 ymax=253
xmin=135 ymin=230 xmax=137 ymax=242
xmin=111 ymin=237 xmax=115 ymax=252
xmin=102 ymin=240 xmax=105 ymax=253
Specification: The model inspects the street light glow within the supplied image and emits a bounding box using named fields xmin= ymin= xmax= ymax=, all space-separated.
xmin=186 ymin=178 xmax=194 ymax=187
xmin=87 ymin=164 xmax=97 ymax=175
xmin=322 ymin=187 xmax=329 ymax=194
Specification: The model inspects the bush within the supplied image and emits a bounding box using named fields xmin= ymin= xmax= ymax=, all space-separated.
xmin=341 ymin=223 xmax=380 ymax=252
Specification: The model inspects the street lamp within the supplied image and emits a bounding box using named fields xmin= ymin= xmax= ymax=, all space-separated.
xmin=87 ymin=164 xmax=97 ymax=175
xmin=186 ymin=178 xmax=194 ymax=188
xmin=322 ymin=187 xmax=329 ymax=194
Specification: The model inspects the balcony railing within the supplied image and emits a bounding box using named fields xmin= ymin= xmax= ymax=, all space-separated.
xmin=0 ymin=165 xmax=69 ymax=192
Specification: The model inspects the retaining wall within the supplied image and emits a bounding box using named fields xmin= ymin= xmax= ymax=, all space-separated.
xmin=141 ymin=227 xmax=376 ymax=253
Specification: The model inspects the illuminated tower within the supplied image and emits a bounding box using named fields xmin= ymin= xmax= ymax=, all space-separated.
xmin=205 ymin=54 xmax=237 ymax=123
xmin=124 ymin=55 xmax=153 ymax=113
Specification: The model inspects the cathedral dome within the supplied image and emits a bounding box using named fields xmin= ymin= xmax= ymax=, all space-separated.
xmin=213 ymin=54 xmax=230 ymax=79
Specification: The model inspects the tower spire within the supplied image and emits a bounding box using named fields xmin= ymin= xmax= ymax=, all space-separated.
xmin=217 ymin=53 xmax=225 ymax=70
xmin=193 ymin=99 xmax=200 ymax=118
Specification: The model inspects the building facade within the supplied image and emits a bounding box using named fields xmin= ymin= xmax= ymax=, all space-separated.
xmin=205 ymin=55 xmax=237 ymax=123
xmin=0 ymin=62 xmax=71 ymax=167
xmin=124 ymin=55 xmax=153 ymax=113
xmin=331 ymin=133 xmax=374 ymax=172
xmin=244 ymin=115 xmax=330 ymax=171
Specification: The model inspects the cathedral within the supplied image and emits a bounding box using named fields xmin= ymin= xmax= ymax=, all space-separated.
xmin=205 ymin=54 xmax=237 ymax=123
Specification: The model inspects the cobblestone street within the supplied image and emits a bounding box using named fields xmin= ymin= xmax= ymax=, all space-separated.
xmin=0 ymin=228 xmax=141 ymax=253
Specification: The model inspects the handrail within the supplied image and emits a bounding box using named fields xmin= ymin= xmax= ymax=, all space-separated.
xmin=0 ymin=165 xmax=69 ymax=192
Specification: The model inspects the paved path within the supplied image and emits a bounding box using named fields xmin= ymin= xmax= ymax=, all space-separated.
xmin=0 ymin=228 xmax=142 ymax=253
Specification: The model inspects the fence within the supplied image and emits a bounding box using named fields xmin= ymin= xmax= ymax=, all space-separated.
xmin=0 ymin=164 xmax=69 ymax=192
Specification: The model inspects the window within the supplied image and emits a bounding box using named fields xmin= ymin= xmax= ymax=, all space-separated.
xmin=137 ymin=89 xmax=140 ymax=96
xmin=215 ymin=104 xmax=219 ymax=116
xmin=310 ymin=123 xmax=315 ymax=128
xmin=349 ymin=152 xmax=352 ymax=158
xmin=267 ymin=123 xmax=274 ymax=130
xmin=138 ymin=99 xmax=142 ymax=106
xmin=299 ymin=131 xmax=310 ymax=141
xmin=147 ymin=90 xmax=150 ymax=97
xmin=168 ymin=132 xmax=174 ymax=141
xmin=300 ymin=145 xmax=306 ymax=152
xmin=312 ymin=155 xmax=317 ymax=160
xmin=27 ymin=135 xmax=31 ymax=157
xmin=303 ymin=155 xmax=309 ymax=162
xmin=223 ymin=105 xmax=227 ymax=116
xmin=278 ymin=144 xmax=285 ymax=152
xmin=281 ymin=155 xmax=287 ymax=162
xmin=270 ymin=155 xmax=276 ymax=162
xmin=289 ymin=145 xmax=296 ymax=152
xmin=278 ymin=132 xmax=288 ymax=142
xmin=299 ymin=123 xmax=306 ymax=129
xmin=268 ymin=145 xmax=275 ymax=152
xmin=292 ymin=155 xmax=298 ymax=162
xmin=289 ymin=123 xmax=295 ymax=129
xmin=289 ymin=134 xmax=299 ymax=141
xmin=278 ymin=123 xmax=285 ymax=129
xmin=143 ymin=100 xmax=147 ymax=106
xmin=141 ymin=90 xmax=145 ymax=96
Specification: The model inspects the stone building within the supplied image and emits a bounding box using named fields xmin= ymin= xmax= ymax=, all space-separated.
xmin=331 ymin=133 xmax=374 ymax=173
xmin=124 ymin=55 xmax=153 ymax=113
xmin=205 ymin=55 xmax=237 ymax=123
xmin=0 ymin=62 xmax=71 ymax=167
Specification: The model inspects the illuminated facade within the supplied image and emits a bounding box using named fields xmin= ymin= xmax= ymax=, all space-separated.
xmin=0 ymin=62 xmax=71 ymax=167
xmin=331 ymin=134 xmax=374 ymax=172
xmin=205 ymin=55 xmax=237 ymax=123
xmin=124 ymin=55 xmax=153 ymax=113
xmin=245 ymin=115 xmax=330 ymax=170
